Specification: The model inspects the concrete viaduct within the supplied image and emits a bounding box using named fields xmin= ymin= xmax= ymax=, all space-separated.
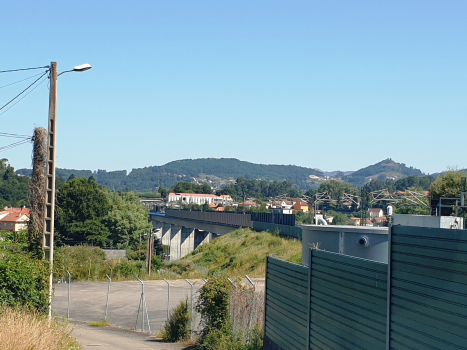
xmin=150 ymin=209 xmax=301 ymax=261
xmin=150 ymin=209 xmax=253 ymax=261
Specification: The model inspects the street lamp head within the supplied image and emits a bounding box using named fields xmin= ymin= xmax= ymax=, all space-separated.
xmin=73 ymin=63 xmax=92 ymax=72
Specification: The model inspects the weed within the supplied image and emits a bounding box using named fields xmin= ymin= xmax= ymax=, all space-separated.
xmin=88 ymin=320 xmax=109 ymax=327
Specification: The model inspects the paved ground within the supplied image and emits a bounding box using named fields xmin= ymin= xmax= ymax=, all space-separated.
xmin=53 ymin=278 xmax=264 ymax=335
xmin=71 ymin=321 xmax=186 ymax=350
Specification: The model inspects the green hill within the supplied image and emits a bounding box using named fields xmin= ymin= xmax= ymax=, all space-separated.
xmin=15 ymin=158 xmax=428 ymax=192
xmin=166 ymin=228 xmax=302 ymax=279
xmin=17 ymin=158 xmax=324 ymax=192
xmin=343 ymin=158 xmax=424 ymax=187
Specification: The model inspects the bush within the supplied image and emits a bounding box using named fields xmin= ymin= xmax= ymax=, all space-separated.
xmin=0 ymin=253 xmax=49 ymax=313
xmin=195 ymin=324 xmax=240 ymax=350
xmin=113 ymin=259 xmax=146 ymax=278
xmin=196 ymin=277 xmax=233 ymax=337
xmin=54 ymin=245 xmax=108 ymax=281
xmin=151 ymin=255 xmax=163 ymax=271
xmin=126 ymin=248 xmax=146 ymax=261
xmin=159 ymin=298 xmax=190 ymax=342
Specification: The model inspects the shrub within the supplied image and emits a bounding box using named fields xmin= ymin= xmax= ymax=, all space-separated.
xmin=196 ymin=277 xmax=233 ymax=337
xmin=126 ymin=248 xmax=146 ymax=261
xmin=54 ymin=245 xmax=107 ymax=281
xmin=0 ymin=253 xmax=49 ymax=313
xmin=113 ymin=259 xmax=145 ymax=278
xmin=151 ymin=255 xmax=163 ymax=271
xmin=195 ymin=323 xmax=241 ymax=350
xmin=159 ymin=298 xmax=190 ymax=342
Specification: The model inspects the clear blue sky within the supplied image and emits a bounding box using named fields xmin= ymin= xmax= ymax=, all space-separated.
xmin=1 ymin=1 xmax=466 ymax=175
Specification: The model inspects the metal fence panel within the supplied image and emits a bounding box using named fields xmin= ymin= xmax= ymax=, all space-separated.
xmin=253 ymin=221 xmax=302 ymax=240
xmin=310 ymin=249 xmax=387 ymax=350
xmin=264 ymin=256 xmax=309 ymax=350
xmin=165 ymin=209 xmax=253 ymax=227
xmin=388 ymin=225 xmax=467 ymax=350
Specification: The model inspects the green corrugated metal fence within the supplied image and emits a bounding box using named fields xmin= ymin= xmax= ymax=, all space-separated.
xmin=264 ymin=225 xmax=467 ymax=350
xmin=253 ymin=221 xmax=302 ymax=240
xmin=264 ymin=256 xmax=309 ymax=350
xmin=387 ymin=225 xmax=467 ymax=350
xmin=265 ymin=251 xmax=387 ymax=350
xmin=309 ymin=250 xmax=387 ymax=350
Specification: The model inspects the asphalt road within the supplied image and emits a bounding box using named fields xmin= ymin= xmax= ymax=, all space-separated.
xmin=71 ymin=321 xmax=186 ymax=350
xmin=53 ymin=278 xmax=264 ymax=335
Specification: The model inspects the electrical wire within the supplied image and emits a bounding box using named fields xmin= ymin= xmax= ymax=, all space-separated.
xmin=0 ymin=72 xmax=44 ymax=89
xmin=0 ymin=74 xmax=48 ymax=117
xmin=0 ymin=70 xmax=49 ymax=113
xmin=0 ymin=66 xmax=49 ymax=74
xmin=0 ymin=73 xmax=49 ymax=117
xmin=0 ymin=132 xmax=31 ymax=139
xmin=0 ymin=138 xmax=31 ymax=152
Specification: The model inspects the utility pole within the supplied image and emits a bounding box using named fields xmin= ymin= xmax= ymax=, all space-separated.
xmin=43 ymin=62 xmax=57 ymax=319
xmin=147 ymin=231 xmax=153 ymax=276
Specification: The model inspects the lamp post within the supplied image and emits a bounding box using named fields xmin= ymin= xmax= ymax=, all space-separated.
xmin=43 ymin=61 xmax=92 ymax=318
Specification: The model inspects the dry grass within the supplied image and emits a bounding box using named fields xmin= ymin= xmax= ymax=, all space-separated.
xmin=168 ymin=228 xmax=302 ymax=278
xmin=0 ymin=308 xmax=79 ymax=350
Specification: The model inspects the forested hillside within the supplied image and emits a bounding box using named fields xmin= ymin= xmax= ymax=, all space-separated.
xmin=14 ymin=158 xmax=430 ymax=193
xmin=17 ymin=158 xmax=324 ymax=192
xmin=343 ymin=158 xmax=424 ymax=187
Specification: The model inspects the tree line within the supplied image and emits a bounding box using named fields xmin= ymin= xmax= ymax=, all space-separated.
xmin=55 ymin=176 xmax=153 ymax=250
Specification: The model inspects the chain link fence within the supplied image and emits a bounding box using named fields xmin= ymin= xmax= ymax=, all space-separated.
xmin=52 ymin=277 xmax=265 ymax=337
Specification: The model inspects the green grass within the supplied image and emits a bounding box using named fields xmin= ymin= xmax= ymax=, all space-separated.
xmin=165 ymin=228 xmax=302 ymax=279
xmin=53 ymin=229 xmax=302 ymax=282
xmin=88 ymin=320 xmax=109 ymax=327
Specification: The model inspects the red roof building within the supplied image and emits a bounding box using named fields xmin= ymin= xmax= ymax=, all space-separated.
xmin=0 ymin=207 xmax=30 ymax=232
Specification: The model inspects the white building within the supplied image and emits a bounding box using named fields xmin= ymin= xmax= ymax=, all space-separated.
xmin=0 ymin=207 xmax=30 ymax=232
xmin=167 ymin=192 xmax=224 ymax=205
xmin=368 ymin=208 xmax=384 ymax=219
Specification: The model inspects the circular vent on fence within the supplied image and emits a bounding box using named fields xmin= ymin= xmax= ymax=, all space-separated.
xmin=358 ymin=236 xmax=369 ymax=247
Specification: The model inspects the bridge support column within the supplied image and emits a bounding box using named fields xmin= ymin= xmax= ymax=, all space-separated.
xmin=170 ymin=225 xmax=182 ymax=261
xmin=161 ymin=222 xmax=171 ymax=246
xmin=194 ymin=229 xmax=211 ymax=250
xmin=153 ymin=221 xmax=163 ymax=231
xmin=181 ymin=226 xmax=195 ymax=257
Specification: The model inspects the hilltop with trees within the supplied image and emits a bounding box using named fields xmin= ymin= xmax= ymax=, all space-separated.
xmin=343 ymin=158 xmax=424 ymax=187
xmin=15 ymin=157 xmax=431 ymax=194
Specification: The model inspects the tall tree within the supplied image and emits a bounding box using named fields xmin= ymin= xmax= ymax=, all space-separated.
xmin=55 ymin=177 xmax=111 ymax=246
xmin=318 ymin=180 xmax=359 ymax=201
xmin=430 ymin=169 xmax=466 ymax=200
xmin=106 ymin=192 xmax=153 ymax=249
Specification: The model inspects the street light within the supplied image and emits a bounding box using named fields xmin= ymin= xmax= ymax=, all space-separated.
xmin=58 ymin=63 xmax=93 ymax=76
xmin=43 ymin=61 xmax=92 ymax=318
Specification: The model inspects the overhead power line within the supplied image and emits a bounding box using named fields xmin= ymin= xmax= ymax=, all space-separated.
xmin=0 ymin=70 xmax=49 ymax=112
xmin=0 ymin=138 xmax=31 ymax=152
xmin=0 ymin=72 xmax=45 ymax=89
xmin=0 ymin=132 xmax=31 ymax=139
xmin=0 ymin=66 xmax=49 ymax=73
xmin=0 ymin=74 xmax=48 ymax=117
